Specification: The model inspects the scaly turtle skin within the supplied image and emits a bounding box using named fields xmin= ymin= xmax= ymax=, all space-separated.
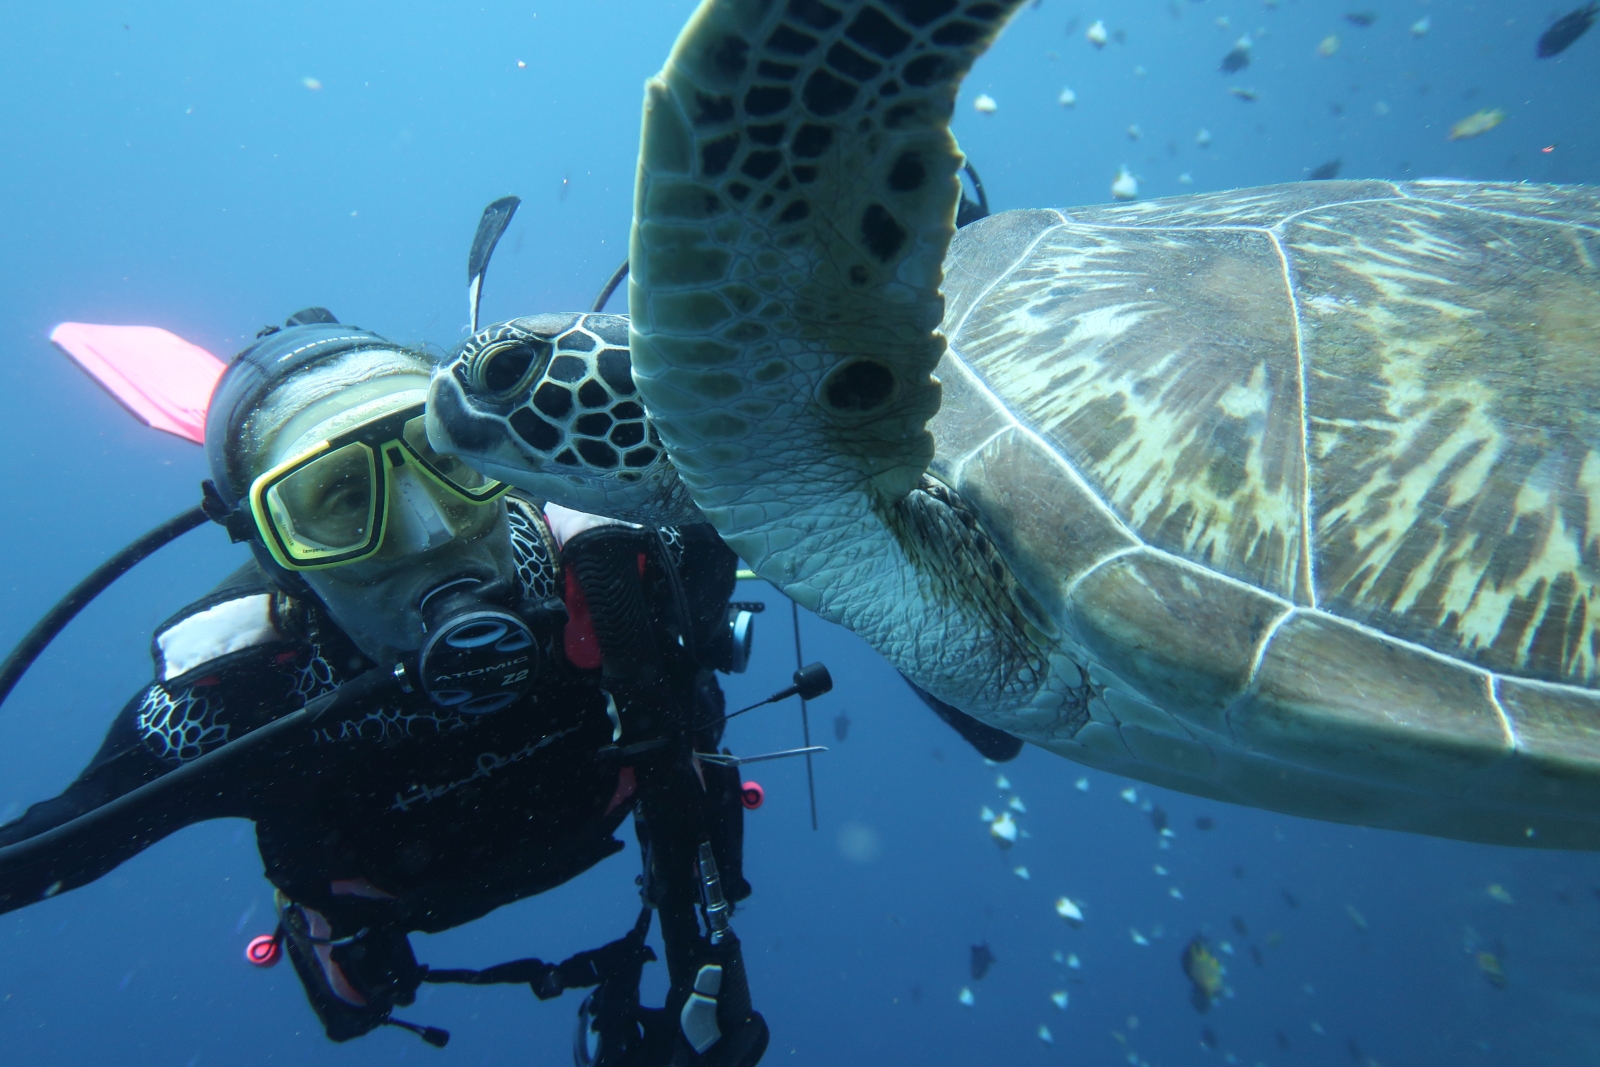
xmin=430 ymin=0 xmax=1600 ymax=848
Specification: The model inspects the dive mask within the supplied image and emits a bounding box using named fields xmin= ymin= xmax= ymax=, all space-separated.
xmin=246 ymin=400 xmax=509 ymax=571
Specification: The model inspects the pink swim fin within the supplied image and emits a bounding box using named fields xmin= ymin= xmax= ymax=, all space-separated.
xmin=49 ymin=322 xmax=225 ymax=445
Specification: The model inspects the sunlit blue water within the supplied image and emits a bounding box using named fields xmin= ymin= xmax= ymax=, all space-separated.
xmin=1 ymin=1 xmax=1596 ymax=1064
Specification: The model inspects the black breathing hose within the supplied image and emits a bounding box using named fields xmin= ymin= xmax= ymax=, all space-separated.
xmin=590 ymin=259 xmax=630 ymax=313
xmin=0 ymin=505 xmax=210 ymax=713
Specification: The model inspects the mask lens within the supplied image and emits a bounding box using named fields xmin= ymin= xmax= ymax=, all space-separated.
xmin=403 ymin=415 xmax=500 ymax=499
xmin=263 ymin=442 xmax=380 ymax=562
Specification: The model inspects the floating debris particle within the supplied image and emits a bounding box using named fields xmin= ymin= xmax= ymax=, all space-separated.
xmin=1487 ymin=883 xmax=1515 ymax=905
xmin=973 ymin=93 xmax=998 ymax=114
xmin=1120 ymin=787 xmax=1139 ymax=804
xmin=1131 ymin=928 xmax=1151 ymax=946
xmin=1344 ymin=904 xmax=1368 ymax=931
xmin=1154 ymin=865 xmax=1169 ymax=876
xmin=1087 ymin=19 xmax=1109 ymax=47
xmin=1056 ymin=897 xmax=1085 ymax=925
xmin=979 ymin=805 xmax=997 ymax=822
xmin=1014 ymin=866 xmax=1031 ymax=880
xmin=1127 ymin=123 xmax=1143 ymax=140
xmin=1075 ymin=777 xmax=1090 ymax=792
xmin=1411 ymin=16 xmax=1431 ymax=36
xmin=1059 ymin=86 xmax=1078 ymax=107
xmin=1476 ymin=951 xmax=1508 ymax=988
xmin=1344 ymin=10 xmax=1377 ymax=27
xmin=1169 ymin=887 xmax=1185 ymax=900
xmin=1067 ymin=952 xmax=1081 ymax=969
xmin=958 ymin=986 xmax=975 ymax=1007
xmin=1178 ymin=172 xmax=1194 ymax=184
xmin=1318 ymin=35 xmax=1341 ymax=56
xmin=1228 ymin=86 xmax=1260 ymax=101
xmin=1009 ymin=796 xmax=1027 ymax=813
xmin=1450 ymin=108 xmax=1506 ymax=140
xmin=1150 ymin=806 xmax=1168 ymax=832
xmin=996 ymin=774 xmax=1011 ymax=790
xmin=1038 ymin=1024 xmax=1055 ymax=1044
xmin=1200 ymin=1027 xmax=1219 ymax=1049
xmin=1182 ymin=937 xmax=1225 ymax=1013
xmin=833 ymin=712 xmax=850 ymax=742
xmin=1196 ymin=127 xmax=1213 ymax=146
xmin=1111 ymin=167 xmax=1139 ymax=200
xmin=1051 ymin=990 xmax=1069 ymax=1010
xmin=990 ymin=811 xmax=1018 ymax=848
xmin=302 ymin=76 xmax=324 ymax=90
xmin=971 ymin=943 xmax=997 ymax=980
xmin=1307 ymin=158 xmax=1342 ymax=180
xmin=1220 ymin=35 xmax=1252 ymax=72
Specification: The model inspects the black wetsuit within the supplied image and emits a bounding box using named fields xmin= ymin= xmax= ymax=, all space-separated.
xmin=0 ymin=498 xmax=764 ymax=1062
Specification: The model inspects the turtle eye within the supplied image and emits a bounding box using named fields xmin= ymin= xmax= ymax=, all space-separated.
xmin=475 ymin=338 xmax=552 ymax=399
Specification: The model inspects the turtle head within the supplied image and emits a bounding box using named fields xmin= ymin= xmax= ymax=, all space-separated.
xmin=426 ymin=312 xmax=701 ymax=526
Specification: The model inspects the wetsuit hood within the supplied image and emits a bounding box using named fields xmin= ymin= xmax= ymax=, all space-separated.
xmin=204 ymin=308 xmax=399 ymax=509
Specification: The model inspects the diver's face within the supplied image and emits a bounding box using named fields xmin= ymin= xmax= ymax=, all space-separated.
xmin=257 ymin=374 xmax=516 ymax=661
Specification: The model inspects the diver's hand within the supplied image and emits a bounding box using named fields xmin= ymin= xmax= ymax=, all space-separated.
xmin=548 ymin=907 xmax=657 ymax=999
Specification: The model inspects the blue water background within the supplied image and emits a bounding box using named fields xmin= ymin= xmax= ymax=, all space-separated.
xmin=1 ymin=1 xmax=1597 ymax=1064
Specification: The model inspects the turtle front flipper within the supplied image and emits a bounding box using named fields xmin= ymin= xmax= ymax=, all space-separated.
xmin=630 ymin=0 xmax=1080 ymax=736
xmin=631 ymin=0 xmax=1023 ymax=552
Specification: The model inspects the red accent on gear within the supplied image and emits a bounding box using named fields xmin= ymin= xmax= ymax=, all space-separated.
xmin=740 ymin=781 xmax=765 ymax=810
xmin=245 ymin=934 xmax=282 ymax=967
xmin=606 ymin=766 xmax=638 ymax=815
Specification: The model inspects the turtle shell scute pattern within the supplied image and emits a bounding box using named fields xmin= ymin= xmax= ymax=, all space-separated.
xmin=137 ymin=683 xmax=229 ymax=764
xmin=943 ymin=181 xmax=1600 ymax=689
xmin=507 ymin=496 xmax=562 ymax=602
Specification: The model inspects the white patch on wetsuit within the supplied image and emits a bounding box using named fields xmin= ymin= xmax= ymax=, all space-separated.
xmin=156 ymin=594 xmax=280 ymax=681
xmin=542 ymin=502 xmax=638 ymax=549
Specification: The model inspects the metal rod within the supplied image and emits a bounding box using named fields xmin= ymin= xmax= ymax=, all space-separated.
xmin=695 ymin=746 xmax=827 ymax=767
xmin=793 ymin=599 xmax=817 ymax=831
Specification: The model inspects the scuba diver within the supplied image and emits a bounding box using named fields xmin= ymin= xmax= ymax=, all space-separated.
xmin=0 ymin=176 xmax=1011 ymax=1058
xmin=0 ymin=305 xmax=792 ymax=1065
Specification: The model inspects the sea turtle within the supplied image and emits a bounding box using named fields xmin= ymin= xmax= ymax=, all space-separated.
xmin=428 ymin=0 xmax=1600 ymax=848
